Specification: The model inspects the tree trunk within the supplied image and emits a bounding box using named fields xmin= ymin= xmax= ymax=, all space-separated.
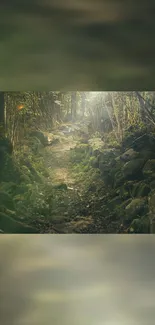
xmin=81 ymin=92 xmax=86 ymax=117
xmin=71 ymin=92 xmax=77 ymax=121
xmin=0 ymin=91 xmax=5 ymax=137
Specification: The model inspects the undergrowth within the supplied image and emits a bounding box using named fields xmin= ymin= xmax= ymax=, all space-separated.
xmin=0 ymin=137 xmax=60 ymax=232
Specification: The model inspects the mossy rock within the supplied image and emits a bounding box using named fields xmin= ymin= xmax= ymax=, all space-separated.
xmin=0 ymin=191 xmax=15 ymax=211
xmin=114 ymin=170 xmax=125 ymax=188
xmin=125 ymin=198 xmax=148 ymax=224
xmin=120 ymin=148 xmax=139 ymax=162
xmin=148 ymin=190 xmax=155 ymax=214
xmin=117 ymin=181 xmax=134 ymax=199
xmin=0 ymin=212 xmax=38 ymax=233
xmin=0 ymin=182 xmax=18 ymax=195
xmin=107 ymin=197 xmax=123 ymax=210
xmin=132 ymin=182 xmax=151 ymax=197
xmin=114 ymin=198 xmax=132 ymax=220
xmin=121 ymin=198 xmax=132 ymax=209
xmin=139 ymin=150 xmax=155 ymax=161
xmin=29 ymin=131 xmax=48 ymax=146
xmin=28 ymin=136 xmax=44 ymax=153
xmin=130 ymin=215 xmax=150 ymax=233
xmin=53 ymin=183 xmax=68 ymax=190
xmin=98 ymin=149 xmax=120 ymax=164
xmin=150 ymin=180 xmax=155 ymax=190
xmin=123 ymin=159 xmax=145 ymax=179
xmin=143 ymin=160 xmax=155 ymax=178
xmin=0 ymin=137 xmax=13 ymax=155
xmin=21 ymin=162 xmax=43 ymax=183
xmin=122 ymin=127 xmax=147 ymax=150
xmin=0 ymin=154 xmax=21 ymax=183
xmin=100 ymin=165 xmax=114 ymax=187
xmin=131 ymin=134 xmax=155 ymax=151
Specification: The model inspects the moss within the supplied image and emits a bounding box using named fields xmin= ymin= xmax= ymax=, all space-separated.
xmin=123 ymin=158 xmax=145 ymax=179
xmin=143 ymin=160 xmax=155 ymax=177
xmin=132 ymin=182 xmax=151 ymax=197
xmin=124 ymin=198 xmax=148 ymax=225
xmin=148 ymin=190 xmax=155 ymax=214
xmin=0 ymin=212 xmax=38 ymax=233
xmin=90 ymin=156 xmax=99 ymax=168
xmin=130 ymin=215 xmax=150 ymax=233
xmin=0 ymin=191 xmax=15 ymax=211
xmin=117 ymin=182 xmax=134 ymax=199
xmin=29 ymin=131 xmax=48 ymax=146
xmin=150 ymin=180 xmax=155 ymax=190
xmin=108 ymin=197 xmax=123 ymax=210
xmin=114 ymin=170 xmax=125 ymax=188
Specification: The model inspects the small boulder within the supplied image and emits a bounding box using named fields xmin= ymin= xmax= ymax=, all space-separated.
xmin=143 ymin=159 xmax=155 ymax=178
xmin=150 ymin=180 xmax=155 ymax=190
xmin=120 ymin=148 xmax=139 ymax=162
xmin=29 ymin=131 xmax=48 ymax=146
xmin=123 ymin=159 xmax=145 ymax=179
xmin=132 ymin=182 xmax=151 ymax=197
xmin=125 ymin=198 xmax=148 ymax=224
xmin=114 ymin=170 xmax=125 ymax=188
xmin=148 ymin=190 xmax=155 ymax=214
xmin=130 ymin=216 xmax=150 ymax=233
xmin=107 ymin=197 xmax=123 ymax=210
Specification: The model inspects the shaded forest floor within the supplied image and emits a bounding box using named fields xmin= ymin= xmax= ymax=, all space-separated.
xmin=1 ymin=121 xmax=154 ymax=234
xmin=36 ymin=130 xmax=103 ymax=233
xmin=33 ymin=126 xmax=122 ymax=234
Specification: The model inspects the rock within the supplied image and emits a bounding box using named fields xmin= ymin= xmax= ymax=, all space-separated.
xmin=119 ymin=148 xmax=139 ymax=162
xmin=139 ymin=149 xmax=155 ymax=160
xmin=0 ymin=137 xmax=13 ymax=156
xmin=66 ymin=216 xmax=93 ymax=233
xmin=131 ymin=134 xmax=155 ymax=151
xmin=107 ymin=197 xmax=123 ymax=210
xmin=143 ymin=159 xmax=155 ymax=178
xmin=53 ymin=183 xmax=68 ymax=190
xmin=29 ymin=131 xmax=48 ymax=146
xmin=0 ymin=192 xmax=15 ymax=211
xmin=0 ymin=212 xmax=38 ymax=233
xmin=117 ymin=181 xmax=134 ymax=199
xmin=122 ymin=127 xmax=147 ymax=150
xmin=123 ymin=159 xmax=145 ymax=180
xmin=130 ymin=216 xmax=150 ymax=233
xmin=98 ymin=149 xmax=120 ymax=164
xmin=132 ymin=182 xmax=151 ymax=197
xmin=114 ymin=170 xmax=125 ymax=188
xmin=121 ymin=198 xmax=132 ymax=209
xmin=111 ymin=198 xmax=132 ymax=224
xmin=148 ymin=190 xmax=155 ymax=214
xmin=99 ymin=164 xmax=114 ymax=187
xmin=125 ymin=198 xmax=148 ymax=224
xmin=150 ymin=180 xmax=155 ymax=190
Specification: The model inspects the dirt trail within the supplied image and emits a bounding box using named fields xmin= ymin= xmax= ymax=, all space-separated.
xmin=47 ymin=138 xmax=77 ymax=187
xmin=41 ymin=128 xmax=95 ymax=234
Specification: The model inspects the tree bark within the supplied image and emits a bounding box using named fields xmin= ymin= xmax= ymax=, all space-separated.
xmin=0 ymin=91 xmax=5 ymax=137
xmin=71 ymin=92 xmax=77 ymax=121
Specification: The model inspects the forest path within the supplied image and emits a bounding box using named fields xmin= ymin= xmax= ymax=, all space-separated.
xmin=46 ymin=137 xmax=77 ymax=187
xmin=41 ymin=123 xmax=94 ymax=233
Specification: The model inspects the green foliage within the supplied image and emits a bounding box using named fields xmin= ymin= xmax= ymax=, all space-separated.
xmin=130 ymin=216 xmax=150 ymax=234
xmin=0 ymin=137 xmax=54 ymax=232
